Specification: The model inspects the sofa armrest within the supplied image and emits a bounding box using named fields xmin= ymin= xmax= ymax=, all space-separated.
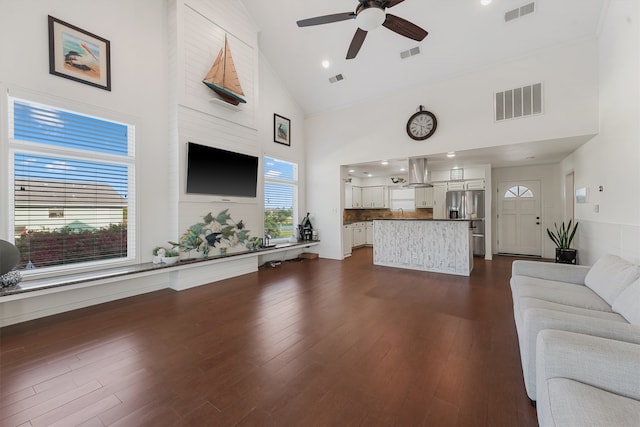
xmin=520 ymin=308 xmax=640 ymax=399
xmin=536 ymin=329 xmax=640 ymax=401
xmin=512 ymin=260 xmax=590 ymax=285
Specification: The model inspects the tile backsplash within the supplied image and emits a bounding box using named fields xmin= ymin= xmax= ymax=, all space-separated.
xmin=343 ymin=208 xmax=433 ymax=222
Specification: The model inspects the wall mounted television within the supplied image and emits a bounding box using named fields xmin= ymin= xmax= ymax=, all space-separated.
xmin=186 ymin=142 xmax=258 ymax=198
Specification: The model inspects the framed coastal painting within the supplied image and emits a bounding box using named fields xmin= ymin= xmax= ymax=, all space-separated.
xmin=48 ymin=16 xmax=111 ymax=91
xmin=274 ymin=114 xmax=291 ymax=146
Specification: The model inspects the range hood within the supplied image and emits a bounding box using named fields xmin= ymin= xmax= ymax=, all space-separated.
xmin=404 ymin=157 xmax=433 ymax=188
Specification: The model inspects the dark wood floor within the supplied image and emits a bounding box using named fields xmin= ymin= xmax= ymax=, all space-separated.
xmin=0 ymin=248 xmax=537 ymax=427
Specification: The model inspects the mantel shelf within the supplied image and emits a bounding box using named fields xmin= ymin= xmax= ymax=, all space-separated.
xmin=208 ymin=97 xmax=243 ymax=112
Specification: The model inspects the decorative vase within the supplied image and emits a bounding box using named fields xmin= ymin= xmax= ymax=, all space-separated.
xmin=152 ymin=255 xmax=163 ymax=264
xmin=555 ymin=248 xmax=577 ymax=264
xmin=162 ymin=256 xmax=179 ymax=265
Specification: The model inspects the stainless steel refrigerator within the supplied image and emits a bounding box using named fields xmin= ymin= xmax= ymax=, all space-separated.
xmin=445 ymin=190 xmax=485 ymax=256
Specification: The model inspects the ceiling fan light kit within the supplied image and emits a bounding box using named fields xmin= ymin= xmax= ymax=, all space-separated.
xmin=357 ymin=6 xmax=386 ymax=31
xmin=296 ymin=0 xmax=428 ymax=60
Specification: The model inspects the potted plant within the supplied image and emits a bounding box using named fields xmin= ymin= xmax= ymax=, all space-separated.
xmin=162 ymin=249 xmax=180 ymax=265
xmin=547 ymin=220 xmax=579 ymax=264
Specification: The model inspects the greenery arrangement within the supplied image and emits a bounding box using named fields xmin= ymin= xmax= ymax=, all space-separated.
xmin=14 ymin=224 xmax=127 ymax=269
xmin=547 ymin=220 xmax=579 ymax=249
xmin=169 ymin=209 xmax=251 ymax=256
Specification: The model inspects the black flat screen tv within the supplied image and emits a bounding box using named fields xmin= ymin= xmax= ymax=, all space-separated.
xmin=186 ymin=142 xmax=258 ymax=198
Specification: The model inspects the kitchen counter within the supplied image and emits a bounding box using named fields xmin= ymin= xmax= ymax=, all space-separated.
xmin=373 ymin=219 xmax=473 ymax=276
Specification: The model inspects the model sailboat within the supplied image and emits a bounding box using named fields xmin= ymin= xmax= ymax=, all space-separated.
xmin=202 ymin=35 xmax=246 ymax=106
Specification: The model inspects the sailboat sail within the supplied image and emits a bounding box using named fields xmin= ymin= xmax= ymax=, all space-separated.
xmin=203 ymin=35 xmax=246 ymax=106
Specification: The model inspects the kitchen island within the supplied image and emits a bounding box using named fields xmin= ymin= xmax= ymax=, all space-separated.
xmin=373 ymin=219 xmax=473 ymax=276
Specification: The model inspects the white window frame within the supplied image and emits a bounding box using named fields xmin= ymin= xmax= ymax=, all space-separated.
xmin=263 ymin=156 xmax=298 ymax=244
xmin=6 ymin=92 xmax=136 ymax=277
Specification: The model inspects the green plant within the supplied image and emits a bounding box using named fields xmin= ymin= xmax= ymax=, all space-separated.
xmin=547 ymin=220 xmax=579 ymax=249
xmin=152 ymin=246 xmax=164 ymax=256
xmin=164 ymin=249 xmax=179 ymax=257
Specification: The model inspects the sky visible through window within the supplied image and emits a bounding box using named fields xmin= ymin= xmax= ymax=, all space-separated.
xmin=12 ymin=100 xmax=130 ymax=198
xmin=264 ymin=156 xmax=295 ymax=209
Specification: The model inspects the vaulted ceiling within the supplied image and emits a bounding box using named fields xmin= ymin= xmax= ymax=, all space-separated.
xmin=242 ymin=0 xmax=606 ymax=116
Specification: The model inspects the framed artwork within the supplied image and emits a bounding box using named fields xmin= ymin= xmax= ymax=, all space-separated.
xmin=48 ymin=16 xmax=111 ymax=91
xmin=273 ymin=114 xmax=291 ymax=146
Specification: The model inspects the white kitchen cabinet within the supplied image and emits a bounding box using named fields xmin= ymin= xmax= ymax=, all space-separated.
xmin=447 ymin=181 xmax=465 ymax=191
xmin=352 ymin=186 xmax=363 ymax=208
xmin=432 ymin=183 xmax=447 ymax=219
xmin=351 ymin=222 xmax=366 ymax=247
xmin=345 ymin=183 xmax=353 ymax=208
xmin=365 ymin=222 xmax=374 ymax=245
xmin=343 ymin=225 xmax=352 ymax=257
xmin=465 ymin=179 xmax=485 ymax=190
xmin=362 ymin=186 xmax=386 ymax=208
xmin=414 ymin=187 xmax=434 ymax=208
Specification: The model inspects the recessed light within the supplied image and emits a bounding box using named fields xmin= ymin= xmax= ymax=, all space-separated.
xmin=348 ymin=169 xmax=355 ymax=173
xmin=446 ymin=152 xmax=456 ymax=158
xmin=480 ymin=0 xmax=492 ymax=5
xmin=400 ymin=167 xmax=406 ymax=172
xmin=367 ymin=174 xmax=373 ymax=177
xmin=381 ymin=160 xmax=389 ymax=165
xmin=322 ymin=60 xmax=330 ymax=69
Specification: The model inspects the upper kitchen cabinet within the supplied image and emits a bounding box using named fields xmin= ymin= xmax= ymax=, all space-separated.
xmin=362 ymin=186 xmax=387 ymax=208
xmin=345 ymin=183 xmax=363 ymax=208
xmin=415 ymin=187 xmax=434 ymax=208
xmin=465 ymin=179 xmax=485 ymax=190
xmin=352 ymin=186 xmax=363 ymax=207
xmin=447 ymin=180 xmax=485 ymax=191
xmin=432 ymin=183 xmax=447 ymax=219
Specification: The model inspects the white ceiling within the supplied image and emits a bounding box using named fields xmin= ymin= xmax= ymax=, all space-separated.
xmin=242 ymin=0 xmax=606 ymax=115
xmin=240 ymin=0 xmax=605 ymax=172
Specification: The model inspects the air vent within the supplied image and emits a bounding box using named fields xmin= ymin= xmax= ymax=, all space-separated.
xmin=505 ymin=2 xmax=535 ymax=22
xmin=495 ymin=82 xmax=542 ymax=121
xmin=329 ymin=74 xmax=344 ymax=84
xmin=400 ymin=46 xmax=421 ymax=59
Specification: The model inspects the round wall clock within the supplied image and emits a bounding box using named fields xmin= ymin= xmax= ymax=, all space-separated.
xmin=406 ymin=106 xmax=437 ymax=141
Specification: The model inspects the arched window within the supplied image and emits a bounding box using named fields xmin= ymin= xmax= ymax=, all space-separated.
xmin=504 ymin=185 xmax=534 ymax=198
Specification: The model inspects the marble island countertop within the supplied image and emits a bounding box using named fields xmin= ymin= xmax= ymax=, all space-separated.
xmin=372 ymin=218 xmax=474 ymax=221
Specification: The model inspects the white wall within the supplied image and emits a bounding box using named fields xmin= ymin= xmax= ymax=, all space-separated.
xmin=561 ymin=0 xmax=640 ymax=265
xmin=0 ymin=0 xmax=307 ymax=326
xmin=306 ymin=39 xmax=599 ymax=259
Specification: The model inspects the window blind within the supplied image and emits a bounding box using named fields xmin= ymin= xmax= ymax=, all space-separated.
xmin=9 ymin=97 xmax=135 ymax=270
xmin=264 ymin=156 xmax=297 ymax=240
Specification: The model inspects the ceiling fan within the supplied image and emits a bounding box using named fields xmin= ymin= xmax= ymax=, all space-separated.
xmin=296 ymin=0 xmax=428 ymax=59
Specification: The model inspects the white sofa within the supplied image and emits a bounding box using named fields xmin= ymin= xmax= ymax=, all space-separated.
xmin=536 ymin=330 xmax=640 ymax=426
xmin=510 ymin=254 xmax=640 ymax=404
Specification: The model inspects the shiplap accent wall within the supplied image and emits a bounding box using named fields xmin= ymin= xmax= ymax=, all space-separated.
xmin=169 ymin=0 xmax=262 ymax=278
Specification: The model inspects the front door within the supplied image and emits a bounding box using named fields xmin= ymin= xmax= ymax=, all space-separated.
xmin=498 ymin=180 xmax=542 ymax=256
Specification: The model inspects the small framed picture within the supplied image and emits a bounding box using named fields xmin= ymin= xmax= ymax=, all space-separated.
xmin=48 ymin=16 xmax=111 ymax=91
xmin=273 ymin=114 xmax=291 ymax=146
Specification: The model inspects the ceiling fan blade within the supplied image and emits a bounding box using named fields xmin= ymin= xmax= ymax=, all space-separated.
xmin=297 ymin=12 xmax=356 ymax=27
xmin=384 ymin=0 xmax=406 ymax=8
xmin=346 ymin=28 xmax=368 ymax=59
xmin=382 ymin=14 xmax=428 ymax=41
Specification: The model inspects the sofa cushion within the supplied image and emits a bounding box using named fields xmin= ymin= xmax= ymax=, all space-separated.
xmin=585 ymin=254 xmax=640 ymax=305
xmin=542 ymin=378 xmax=640 ymax=427
xmin=612 ymin=277 xmax=640 ymax=326
xmin=511 ymin=275 xmax=612 ymax=312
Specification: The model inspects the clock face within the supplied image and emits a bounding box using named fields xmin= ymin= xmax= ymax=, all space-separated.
xmin=407 ymin=110 xmax=437 ymax=141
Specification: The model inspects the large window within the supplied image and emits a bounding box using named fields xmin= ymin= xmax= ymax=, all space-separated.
xmin=264 ymin=156 xmax=297 ymax=242
xmin=8 ymin=97 xmax=135 ymax=271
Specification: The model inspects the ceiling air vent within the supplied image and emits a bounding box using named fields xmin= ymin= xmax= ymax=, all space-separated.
xmin=329 ymin=74 xmax=344 ymax=84
xmin=505 ymin=2 xmax=535 ymax=22
xmin=495 ymin=82 xmax=543 ymax=121
xmin=400 ymin=46 xmax=421 ymax=59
